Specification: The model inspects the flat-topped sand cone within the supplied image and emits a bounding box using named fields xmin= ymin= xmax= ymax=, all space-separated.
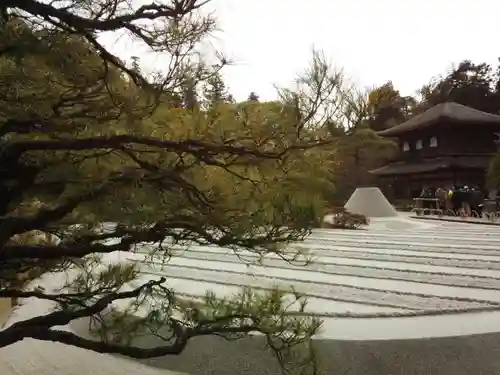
xmin=345 ymin=187 xmax=398 ymax=218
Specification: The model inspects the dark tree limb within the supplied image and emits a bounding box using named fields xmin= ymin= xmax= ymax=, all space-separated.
xmin=7 ymin=0 xmax=207 ymax=32
xmin=0 ymin=275 xmax=268 ymax=359
xmin=0 ymin=277 xmax=166 ymax=346
xmin=30 ymin=328 xmax=190 ymax=357
xmin=0 ymin=288 xmax=111 ymax=302
xmin=10 ymin=134 xmax=278 ymax=156
xmin=28 ymin=319 xmax=262 ymax=359
xmin=0 ymin=182 xmax=109 ymax=245
xmin=0 ymin=216 xmax=300 ymax=262
xmin=9 ymin=134 xmax=330 ymax=166
xmin=6 ymin=0 xmax=210 ymax=86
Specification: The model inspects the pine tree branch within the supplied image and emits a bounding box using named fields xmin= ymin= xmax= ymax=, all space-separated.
xmin=0 ymin=277 xmax=166 ymax=346
xmin=31 ymin=329 xmax=190 ymax=357
xmin=6 ymin=0 xmax=211 ymax=86
xmin=0 ymin=275 xmax=268 ymax=359
xmin=8 ymin=0 xmax=208 ymax=32
xmin=27 ymin=320 xmax=262 ymax=359
xmin=0 ymin=167 xmax=185 ymax=246
xmin=10 ymin=134 xmax=282 ymax=158
xmin=0 ymin=219 xmax=297 ymax=262
xmin=0 ymin=287 xmax=109 ymax=303
xmin=0 ymin=242 xmax=122 ymax=260
xmin=8 ymin=134 xmax=330 ymax=163
xmin=0 ymin=185 xmax=109 ymax=245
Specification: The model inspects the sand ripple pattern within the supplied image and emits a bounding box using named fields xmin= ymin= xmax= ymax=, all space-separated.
xmin=135 ymin=218 xmax=500 ymax=317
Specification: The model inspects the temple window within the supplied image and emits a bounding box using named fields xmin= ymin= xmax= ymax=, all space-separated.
xmin=429 ymin=136 xmax=438 ymax=147
xmin=402 ymin=142 xmax=410 ymax=151
xmin=416 ymin=139 xmax=423 ymax=150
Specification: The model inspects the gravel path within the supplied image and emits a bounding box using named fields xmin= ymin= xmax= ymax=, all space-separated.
xmin=138 ymin=331 xmax=500 ymax=375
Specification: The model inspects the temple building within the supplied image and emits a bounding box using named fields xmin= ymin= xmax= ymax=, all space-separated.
xmin=370 ymin=102 xmax=500 ymax=199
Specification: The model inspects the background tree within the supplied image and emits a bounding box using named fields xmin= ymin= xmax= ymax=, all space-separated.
xmin=202 ymin=71 xmax=234 ymax=106
xmin=334 ymin=82 xmax=415 ymax=132
xmin=131 ymin=56 xmax=141 ymax=75
xmin=417 ymin=60 xmax=500 ymax=114
xmin=181 ymin=76 xmax=200 ymax=110
xmin=0 ymin=1 xmax=340 ymax=372
xmin=320 ymin=83 xmax=398 ymax=203
xmin=248 ymin=91 xmax=260 ymax=101
xmin=329 ymin=127 xmax=397 ymax=203
xmin=366 ymin=82 xmax=416 ymax=131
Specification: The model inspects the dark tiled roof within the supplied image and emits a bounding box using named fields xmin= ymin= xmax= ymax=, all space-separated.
xmin=370 ymin=156 xmax=492 ymax=176
xmin=378 ymin=102 xmax=500 ymax=137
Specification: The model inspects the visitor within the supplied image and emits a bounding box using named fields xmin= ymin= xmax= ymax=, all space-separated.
xmin=419 ymin=186 xmax=434 ymax=209
xmin=450 ymin=185 xmax=464 ymax=214
xmin=470 ymin=186 xmax=483 ymax=216
xmin=435 ymin=187 xmax=447 ymax=210
xmin=448 ymin=186 xmax=456 ymax=212
xmin=487 ymin=188 xmax=500 ymax=212
xmin=453 ymin=185 xmax=472 ymax=216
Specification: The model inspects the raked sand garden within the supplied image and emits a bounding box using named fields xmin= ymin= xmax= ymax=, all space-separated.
xmin=135 ymin=215 xmax=500 ymax=339
xmin=131 ymin=213 xmax=500 ymax=375
xmin=5 ymin=189 xmax=500 ymax=375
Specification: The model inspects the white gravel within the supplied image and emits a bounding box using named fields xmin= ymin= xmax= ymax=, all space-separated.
xmin=4 ymin=216 xmax=500 ymax=375
xmin=132 ymin=215 xmax=500 ymax=340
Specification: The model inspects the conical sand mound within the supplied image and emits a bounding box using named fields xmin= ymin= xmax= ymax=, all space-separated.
xmin=345 ymin=187 xmax=398 ymax=218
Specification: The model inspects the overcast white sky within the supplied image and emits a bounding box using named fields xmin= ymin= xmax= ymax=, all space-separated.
xmin=102 ymin=0 xmax=500 ymax=101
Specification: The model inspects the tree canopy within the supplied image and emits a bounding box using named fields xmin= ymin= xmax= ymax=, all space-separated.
xmin=0 ymin=1 xmax=344 ymax=371
xmin=417 ymin=60 xmax=500 ymax=114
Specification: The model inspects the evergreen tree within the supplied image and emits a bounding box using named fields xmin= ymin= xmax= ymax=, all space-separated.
xmin=203 ymin=71 xmax=232 ymax=105
xmin=182 ymin=76 xmax=199 ymax=110
xmin=0 ymin=3 xmax=340 ymax=371
xmin=130 ymin=56 xmax=141 ymax=75
xmin=248 ymin=91 xmax=260 ymax=101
